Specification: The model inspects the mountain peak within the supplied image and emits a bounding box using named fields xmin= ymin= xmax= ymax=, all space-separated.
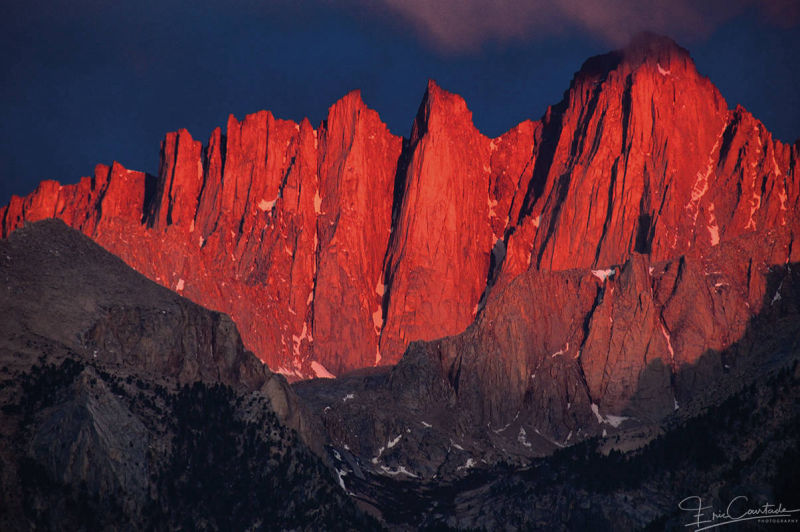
xmin=411 ymin=79 xmax=474 ymax=142
xmin=573 ymin=32 xmax=693 ymax=87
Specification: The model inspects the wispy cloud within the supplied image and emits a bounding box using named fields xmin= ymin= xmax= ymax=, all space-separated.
xmin=353 ymin=0 xmax=798 ymax=53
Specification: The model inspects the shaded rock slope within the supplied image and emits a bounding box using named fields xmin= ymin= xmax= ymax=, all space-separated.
xmin=295 ymin=229 xmax=800 ymax=482
xmin=0 ymin=220 xmax=377 ymax=530
xmin=3 ymin=34 xmax=797 ymax=381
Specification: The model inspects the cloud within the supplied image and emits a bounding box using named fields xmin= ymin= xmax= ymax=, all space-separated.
xmin=356 ymin=0 xmax=797 ymax=53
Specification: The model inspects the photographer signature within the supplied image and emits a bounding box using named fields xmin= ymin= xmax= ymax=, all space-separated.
xmin=679 ymin=495 xmax=799 ymax=531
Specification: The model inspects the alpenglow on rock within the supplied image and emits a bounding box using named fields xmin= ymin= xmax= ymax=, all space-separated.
xmin=2 ymin=34 xmax=798 ymax=379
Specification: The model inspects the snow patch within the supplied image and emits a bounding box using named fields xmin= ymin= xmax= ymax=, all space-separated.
xmin=707 ymin=202 xmax=720 ymax=246
xmin=258 ymin=197 xmax=277 ymax=211
xmin=591 ymin=403 xmax=629 ymax=427
xmin=375 ymin=280 xmax=386 ymax=297
xmin=591 ymin=268 xmax=615 ymax=281
xmin=656 ymin=62 xmax=671 ymax=76
xmin=334 ymin=468 xmax=348 ymax=491
xmin=387 ymin=435 xmax=402 ymax=449
xmin=310 ymin=361 xmax=335 ymax=379
xmin=292 ymin=322 xmax=312 ymax=357
xmin=457 ymin=458 xmax=476 ymax=471
xmin=674 ymin=398 xmax=680 ymax=411
xmin=306 ymin=290 xmax=314 ymax=305
xmin=372 ymin=308 xmax=383 ymax=334
xmin=314 ymin=190 xmax=322 ymax=214
xmin=591 ymin=403 xmax=604 ymax=424
xmin=551 ymin=341 xmax=569 ymax=357
xmin=686 ymin=128 xmax=724 ymax=224
xmin=772 ymin=280 xmax=783 ymax=304
xmin=175 ymin=278 xmax=185 ymax=291
xmin=380 ymin=465 xmax=417 ymax=478
xmin=450 ymin=440 xmax=465 ymax=451
xmin=374 ymin=346 xmax=382 ymax=366
xmin=371 ymin=446 xmax=384 ymax=464
xmin=275 ymin=366 xmax=303 ymax=379
xmin=343 ymin=393 xmax=355 ymax=403
xmin=421 ymin=421 xmax=432 ymax=428
xmin=517 ymin=427 xmax=532 ymax=448
xmin=605 ymin=415 xmax=628 ymax=428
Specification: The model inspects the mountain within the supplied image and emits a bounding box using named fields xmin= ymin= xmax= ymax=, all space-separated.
xmin=0 ymin=219 xmax=378 ymax=529
xmin=2 ymin=32 xmax=799 ymax=529
xmin=4 ymin=35 xmax=796 ymax=381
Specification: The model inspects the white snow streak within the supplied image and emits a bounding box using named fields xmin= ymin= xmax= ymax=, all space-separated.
xmin=380 ymin=465 xmax=417 ymax=478
xmin=371 ymin=446 xmax=384 ymax=464
xmin=686 ymin=128 xmax=724 ymax=225
xmin=656 ymin=63 xmax=671 ymax=76
xmin=660 ymin=322 xmax=675 ymax=361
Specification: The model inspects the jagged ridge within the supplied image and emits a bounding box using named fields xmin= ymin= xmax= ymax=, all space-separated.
xmin=1 ymin=34 xmax=798 ymax=379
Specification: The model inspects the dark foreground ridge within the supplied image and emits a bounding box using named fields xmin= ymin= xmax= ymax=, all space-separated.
xmin=0 ymin=220 xmax=377 ymax=530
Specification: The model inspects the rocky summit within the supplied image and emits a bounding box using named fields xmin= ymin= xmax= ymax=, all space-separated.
xmin=4 ymin=34 xmax=797 ymax=381
xmin=1 ymin=33 xmax=799 ymax=529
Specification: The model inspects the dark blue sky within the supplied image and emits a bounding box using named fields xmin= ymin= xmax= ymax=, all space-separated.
xmin=1 ymin=0 xmax=798 ymax=205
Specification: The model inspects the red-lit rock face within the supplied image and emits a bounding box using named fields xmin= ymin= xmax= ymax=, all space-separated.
xmin=2 ymin=35 xmax=798 ymax=380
